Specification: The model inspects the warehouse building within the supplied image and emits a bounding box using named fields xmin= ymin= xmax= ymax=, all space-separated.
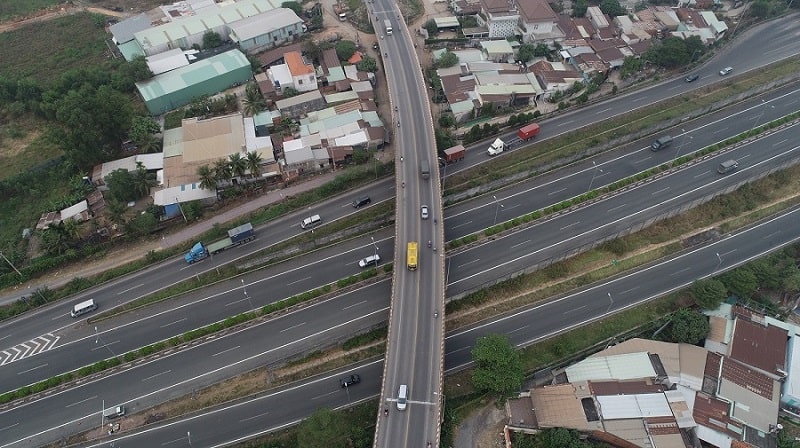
xmin=135 ymin=49 xmax=252 ymax=115
xmin=228 ymin=8 xmax=305 ymax=53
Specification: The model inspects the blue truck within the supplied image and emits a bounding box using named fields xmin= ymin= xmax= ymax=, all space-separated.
xmin=184 ymin=223 xmax=255 ymax=263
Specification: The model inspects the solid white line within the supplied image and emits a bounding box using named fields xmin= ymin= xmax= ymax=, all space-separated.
xmin=449 ymin=141 xmax=800 ymax=287
xmin=65 ymin=396 xmax=97 ymax=408
xmin=16 ymin=363 xmax=48 ymax=375
xmin=117 ymin=284 xmax=144 ymax=295
xmin=141 ymin=370 xmax=172 ymax=382
xmin=211 ymin=346 xmax=240 ymax=357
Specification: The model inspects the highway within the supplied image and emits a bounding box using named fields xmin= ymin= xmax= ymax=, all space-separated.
xmin=4 ymin=121 xmax=800 ymax=447
xmin=371 ymin=0 xmax=445 ymax=445
xmin=2 ymin=81 xmax=797 ymax=393
xmin=0 ymin=13 xmax=798 ymax=447
xmin=70 ymin=204 xmax=800 ymax=448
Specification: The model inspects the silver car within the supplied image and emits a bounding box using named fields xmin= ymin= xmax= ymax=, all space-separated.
xmin=719 ymin=67 xmax=733 ymax=76
xmin=421 ymin=205 xmax=429 ymax=219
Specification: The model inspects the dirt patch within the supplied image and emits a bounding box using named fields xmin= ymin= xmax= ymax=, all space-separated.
xmin=454 ymin=403 xmax=507 ymax=448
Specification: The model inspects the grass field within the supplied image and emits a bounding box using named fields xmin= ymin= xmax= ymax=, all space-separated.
xmin=0 ymin=0 xmax=61 ymax=21
xmin=0 ymin=13 xmax=110 ymax=82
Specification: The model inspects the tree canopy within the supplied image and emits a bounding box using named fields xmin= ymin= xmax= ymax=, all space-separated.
xmin=357 ymin=55 xmax=378 ymax=73
xmin=599 ymin=0 xmax=626 ymax=16
xmin=690 ymin=278 xmax=728 ymax=309
xmin=668 ymin=308 xmax=710 ymax=344
xmin=335 ymin=40 xmax=358 ymax=61
xmin=471 ymin=334 xmax=523 ymax=402
xmin=437 ymin=50 xmax=459 ymax=68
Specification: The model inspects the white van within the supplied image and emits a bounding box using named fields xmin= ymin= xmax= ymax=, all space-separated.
xmin=103 ymin=405 xmax=125 ymax=419
xmin=397 ymin=384 xmax=408 ymax=410
xmin=70 ymin=299 xmax=98 ymax=318
xmin=300 ymin=214 xmax=322 ymax=229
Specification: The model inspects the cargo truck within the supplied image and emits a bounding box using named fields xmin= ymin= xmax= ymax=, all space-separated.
xmin=517 ymin=123 xmax=541 ymax=140
xmin=384 ymin=19 xmax=392 ymax=35
xmin=184 ymin=222 xmax=255 ymax=263
xmin=444 ymin=145 xmax=465 ymax=163
xmin=487 ymin=138 xmax=505 ymax=156
xmin=420 ymin=159 xmax=430 ymax=179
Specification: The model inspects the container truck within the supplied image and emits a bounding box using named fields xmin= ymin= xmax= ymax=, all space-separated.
xmin=487 ymin=138 xmax=505 ymax=156
xmin=184 ymin=222 xmax=255 ymax=263
xmin=444 ymin=145 xmax=465 ymax=163
xmin=517 ymin=123 xmax=541 ymax=140
xmin=420 ymin=159 xmax=430 ymax=179
xmin=384 ymin=19 xmax=392 ymax=35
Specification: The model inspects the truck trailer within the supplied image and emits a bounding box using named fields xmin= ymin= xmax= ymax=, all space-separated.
xmin=487 ymin=138 xmax=505 ymax=156
xmin=517 ymin=123 xmax=541 ymax=140
xmin=420 ymin=159 xmax=430 ymax=179
xmin=443 ymin=145 xmax=465 ymax=163
xmin=184 ymin=223 xmax=256 ymax=263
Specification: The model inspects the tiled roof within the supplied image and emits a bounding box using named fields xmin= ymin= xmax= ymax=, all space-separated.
xmin=285 ymin=51 xmax=313 ymax=76
xmin=693 ymin=392 xmax=743 ymax=440
xmin=721 ymin=357 xmax=774 ymax=400
xmin=516 ymin=0 xmax=557 ymax=22
xmin=728 ymin=318 xmax=787 ymax=377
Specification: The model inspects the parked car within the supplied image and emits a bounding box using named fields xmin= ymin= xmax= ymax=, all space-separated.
xmin=341 ymin=374 xmax=361 ymax=387
xmin=420 ymin=205 xmax=429 ymax=220
xmin=719 ymin=67 xmax=733 ymax=76
xmin=685 ymin=74 xmax=699 ymax=82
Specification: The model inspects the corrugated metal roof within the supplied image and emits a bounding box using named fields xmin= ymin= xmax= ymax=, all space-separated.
xmin=136 ymin=50 xmax=250 ymax=102
xmin=480 ymin=40 xmax=513 ymax=54
xmin=146 ymin=48 xmax=190 ymax=75
xmin=566 ymin=352 xmax=656 ymax=382
xmin=597 ymin=393 xmax=672 ymax=419
xmin=229 ymin=8 xmax=302 ymax=42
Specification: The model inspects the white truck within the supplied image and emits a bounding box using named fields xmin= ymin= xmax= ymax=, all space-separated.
xmin=487 ymin=138 xmax=505 ymax=156
xmin=384 ymin=19 xmax=392 ymax=35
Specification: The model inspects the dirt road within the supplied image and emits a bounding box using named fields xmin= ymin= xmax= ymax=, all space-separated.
xmin=0 ymin=4 xmax=124 ymax=34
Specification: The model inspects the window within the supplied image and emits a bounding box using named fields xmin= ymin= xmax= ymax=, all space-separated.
xmin=298 ymin=79 xmax=303 ymax=85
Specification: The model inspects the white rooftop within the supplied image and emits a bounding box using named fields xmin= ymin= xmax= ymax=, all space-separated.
xmin=596 ymin=393 xmax=672 ymax=420
xmin=566 ymin=352 xmax=656 ymax=382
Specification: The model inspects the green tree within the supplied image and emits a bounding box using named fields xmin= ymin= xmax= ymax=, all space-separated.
xmin=130 ymin=116 xmax=161 ymax=146
xmin=781 ymin=263 xmax=800 ymax=292
xmin=228 ymin=153 xmax=248 ymax=179
xmin=620 ymin=56 xmax=644 ymax=79
xmin=668 ymin=309 xmax=710 ymax=344
xmin=438 ymin=113 xmax=455 ymax=128
xmin=721 ymin=267 xmax=759 ymax=299
xmin=40 ymin=222 xmax=74 ymax=255
xmin=213 ymin=158 xmax=233 ymax=183
xmin=599 ymin=0 xmax=626 ymax=16
xmin=517 ymin=44 xmax=535 ymax=62
xmin=533 ymin=43 xmax=550 ymax=57
xmin=424 ymin=19 xmax=439 ymax=36
xmin=132 ymin=162 xmax=157 ymax=198
xmin=645 ymin=36 xmax=690 ymax=69
xmin=684 ymin=35 xmax=706 ymax=62
xmin=750 ymin=0 xmax=770 ymax=18
xmin=533 ymin=428 xmax=590 ymax=448
xmin=202 ymin=31 xmax=224 ymax=49
xmin=106 ymin=199 xmax=127 ymax=226
xmin=437 ymin=50 xmax=459 ymax=68
xmin=137 ymin=132 xmax=163 ymax=153
xmin=197 ymin=165 xmax=217 ymax=191
xmin=572 ymin=0 xmax=589 ymax=16
xmin=749 ymin=258 xmax=781 ymax=289
xmin=281 ymin=1 xmax=303 ymax=16
xmin=242 ymin=82 xmax=266 ymax=116
xmin=335 ymin=40 xmax=357 ymax=61
xmin=691 ymin=278 xmax=728 ymax=309
xmin=297 ymin=408 xmax=347 ymax=448
xmin=471 ymin=334 xmax=523 ymax=402
xmin=127 ymin=211 xmax=158 ymax=236
xmin=105 ymin=168 xmax=137 ymax=203
xmin=245 ymin=151 xmax=263 ymax=178
xmin=357 ymin=55 xmax=378 ymax=73
xmin=435 ymin=128 xmax=456 ymax=151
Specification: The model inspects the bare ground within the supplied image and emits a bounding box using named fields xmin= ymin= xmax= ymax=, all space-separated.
xmin=454 ymin=404 xmax=507 ymax=448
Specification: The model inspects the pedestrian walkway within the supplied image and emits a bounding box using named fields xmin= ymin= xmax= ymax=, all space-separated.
xmin=0 ymin=171 xmax=341 ymax=307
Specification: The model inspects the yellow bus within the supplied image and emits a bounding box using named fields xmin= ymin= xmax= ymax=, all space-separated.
xmin=407 ymin=242 xmax=418 ymax=271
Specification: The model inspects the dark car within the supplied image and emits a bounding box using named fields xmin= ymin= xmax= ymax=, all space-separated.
xmin=685 ymin=74 xmax=699 ymax=82
xmin=341 ymin=374 xmax=361 ymax=387
xmin=352 ymin=196 xmax=371 ymax=208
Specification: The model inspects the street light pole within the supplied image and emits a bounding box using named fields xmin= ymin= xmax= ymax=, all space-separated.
xmin=371 ymin=236 xmax=379 ymax=267
xmin=674 ymin=129 xmax=692 ymax=162
xmin=753 ymin=99 xmax=774 ymax=133
xmin=715 ymin=252 xmax=723 ymax=271
xmin=492 ymin=195 xmax=504 ymax=225
xmin=241 ymin=279 xmax=253 ymax=310
xmin=606 ymin=292 xmax=614 ymax=314
xmin=588 ymin=161 xmax=603 ymax=193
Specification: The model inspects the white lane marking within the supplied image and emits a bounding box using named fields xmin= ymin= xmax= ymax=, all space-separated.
xmin=557 ymin=120 xmax=574 ymax=127
xmin=633 ymin=156 xmax=651 ymax=164
xmin=651 ymin=187 xmax=670 ymax=195
xmin=344 ymin=300 xmax=368 ymax=310
xmin=17 ymin=363 xmax=48 ymax=375
xmin=608 ymin=204 xmax=626 ymax=213
xmin=280 ymin=322 xmax=306 ymax=333
xmin=0 ymin=423 xmax=18 ymax=432
xmin=212 ymin=346 xmax=240 ymax=357
xmin=713 ymin=127 xmax=729 ymax=134
xmin=548 ymin=188 xmax=567 ymax=196
xmin=451 ymin=221 xmax=473 ymax=229
xmin=508 ymin=325 xmax=529 ymax=334
xmin=141 ymin=370 xmax=172 ymax=382
xmin=448 ymin=140 xmax=800 ymax=288
xmin=720 ymin=249 xmax=737 ymax=257
xmin=0 ymin=335 xmax=10 ymax=342
xmin=287 ymin=276 xmax=312 ymax=286
xmin=595 ymin=108 xmax=611 ymax=114
xmin=90 ymin=340 xmax=120 ymax=352
xmin=620 ymin=287 xmax=640 ymax=295
xmin=161 ymin=436 xmax=186 ymax=446
xmin=457 ymin=259 xmax=481 ymax=268
xmin=670 ymin=267 xmax=692 ymax=276
xmin=511 ymin=240 xmax=530 ymax=249
xmin=564 ymin=305 xmax=588 ymax=314
xmin=239 ymin=411 xmax=271 ymax=422
xmin=225 ymin=297 xmax=250 ymax=307
xmin=774 ymin=139 xmax=788 ymax=147
xmin=118 ymin=284 xmax=144 ymax=295
xmin=160 ymin=318 xmax=187 ymax=328
xmin=694 ymin=170 xmax=711 ymax=178
xmin=66 ymin=396 xmax=97 ymax=408
xmin=763 ymin=231 xmax=781 ymax=240
xmin=560 ymin=222 xmax=580 ymax=230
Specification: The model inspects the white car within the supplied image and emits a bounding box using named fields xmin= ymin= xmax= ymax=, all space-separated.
xmin=719 ymin=67 xmax=733 ymax=76
xmin=359 ymin=254 xmax=381 ymax=268
xmin=421 ymin=205 xmax=429 ymax=220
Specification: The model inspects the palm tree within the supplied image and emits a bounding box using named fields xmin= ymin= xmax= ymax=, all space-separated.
xmin=228 ymin=153 xmax=248 ymax=179
xmin=241 ymin=82 xmax=266 ymax=117
xmin=213 ymin=158 xmax=232 ymax=184
xmin=138 ymin=132 xmax=163 ymax=153
xmin=133 ymin=162 xmax=157 ymax=198
xmin=245 ymin=151 xmax=263 ymax=179
xmin=197 ymin=165 xmax=217 ymax=191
